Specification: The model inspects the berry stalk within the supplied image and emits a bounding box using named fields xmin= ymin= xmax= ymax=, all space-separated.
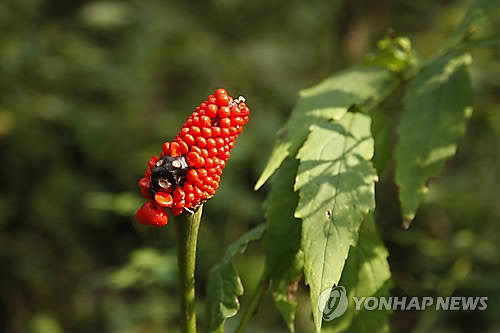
xmin=175 ymin=205 xmax=203 ymax=333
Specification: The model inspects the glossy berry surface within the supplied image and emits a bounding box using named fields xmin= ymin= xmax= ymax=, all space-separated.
xmin=136 ymin=89 xmax=250 ymax=226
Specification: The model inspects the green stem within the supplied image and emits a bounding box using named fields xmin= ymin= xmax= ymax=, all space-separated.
xmin=235 ymin=275 xmax=269 ymax=333
xmin=175 ymin=205 xmax=203 ymax=333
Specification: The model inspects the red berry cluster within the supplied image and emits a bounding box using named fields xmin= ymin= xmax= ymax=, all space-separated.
xmin=136 ymin=89 xmax=250 ymax=227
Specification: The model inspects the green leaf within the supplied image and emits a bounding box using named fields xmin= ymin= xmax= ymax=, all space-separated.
xmin=370 ymin=109 xmax=393 ymax=175
xmin=294 ymin=112 xmax=378 ymax=331
xmin=255 ymin=67 xmax=391 ymax=190
xmin=323 ymin=214 xmax=392 ymax=333
xmin=206 ymin=224 xmax=267 ymax=333
xmin=443 ymin=0 xmax=500 ymax=50
xmin=455 ymin=34 xmax=500 ymax=50
xmin=363 ymin=36 xmax=416 ymax=73
xmin=263 ymin=158 xmax=303 ymax=331
xmin=395 ymin=53 xmax=473 ymax=223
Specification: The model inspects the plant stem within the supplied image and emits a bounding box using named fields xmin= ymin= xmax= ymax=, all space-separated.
xmin=235 ymin=275 xmax=269 ymax=333
xmin=175 ymin=205 xmax=203 ymax=333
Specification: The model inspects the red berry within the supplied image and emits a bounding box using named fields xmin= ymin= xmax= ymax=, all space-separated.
xmin=184 ymin=133 xmax=196 ymax=146
xmin=221 ymin=128 xmax=230 ymax=137
xmin=240 ymin=106 xmax=249 ymax=116
xmin=212 ymin=126 xmax=221 ymax=137
xmin=230 ymin=106 xmax=241 ymax=117
xmin=214 ymin=137 xmax=224 ymax=147
xmin=162 ymin=142 xmax=170 ymax=155
xmin=216 ymin=94 xmax=230 ymax=107
xmin=206 ymin=104 xmax=218 ymax=118
xmin=206 ymin=138 xmax=216 ymax=148
xmin=207 ymin=187 xmax=216 ymax=196
xmin=208 ymin=147 xmax=218 ymax=157
xmin=141 ymin=188 xmax=150 ymax=199
xmin=200 ymin=116 xmax=211 ymax=127
xmin=205 ymin=157 xmax=214 ymax=168
xmin=202 ymin=127 xmax=212 ymax=138
xmin=186 ymin=152 xmax=202 ymax=168
xmin=194 ymin=178 xmax=204 ymax=188
xmin=190 ymin=126 xmax=201 ymax=137
xmin=155 ymin=192 xmax=174 ymax=207
xmin=218 ymin=106 xmax=230 ymax=118
xmin=194 ymin=186 xmax=203 ymax=198
xmin=231 ymin=117 xmax=244 ymax=126
xmin=220 ymin=118 xmax=231 ymax=128
xmin=148 ymin=156 xmax=159 ymax=168
xmin=197 ymin=168 xmax=208 ymax=179
xmin=186 ymin=192 xmax=195 ymax=202
xmin=136 ymin=200 xmax=168 ymax=227
xmin=229 ymin=126 xmax=238 ymax=135
xmin=216 ymin=88 xmax=227 ymax=96
xmin=170 ymin=142 xmax=181 ymax=157
xmin=191 ymin=146 xmax=202 ymax=155
xmin=138 ymin=177 xmax=150 ymax=189
xmin=184 ymin=182 xmax=194 ymax=193
xmin=173 ymin=188 xmax=185 ymax=202
xmin=196 ymin=136 xmax=207 ymax=148
xmin=187 ymin=169 xmax=198 ymax=183
xmin=178 ymin=140 xmax=189 ymax=154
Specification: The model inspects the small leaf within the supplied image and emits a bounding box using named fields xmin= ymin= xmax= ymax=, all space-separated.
xmin=395 ymin=53 xmax=473 ymax=222
xmin=294 ymin=112 xmax=378 ymax=331
xmin=255 ymin=67 xmax=391 ymax=190
xmin=206 ymin=224 xmax=267 ymax=333
xmin=442 ymin=0 xmax=500 ymax=50
xmin=323 ymin=214 xmax=392 ymax=333
xmin=263 ymin=158 xmax=303 ymax=331
xmin=363 ymin=36 xmax=416 ymax=73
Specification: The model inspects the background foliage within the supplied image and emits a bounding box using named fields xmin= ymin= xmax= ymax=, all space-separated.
xmin=0 ymin=0 xmax=498 ymax=332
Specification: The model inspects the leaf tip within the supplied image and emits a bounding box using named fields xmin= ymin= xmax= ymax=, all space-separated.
xmin=401 ymin=217 xmax=414 ymax=229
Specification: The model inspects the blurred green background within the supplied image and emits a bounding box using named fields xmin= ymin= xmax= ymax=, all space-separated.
xmin=0 ymin=0 xmax=498 ymax=332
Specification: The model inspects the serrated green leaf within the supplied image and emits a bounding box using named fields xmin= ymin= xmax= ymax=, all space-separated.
xmin=370 ymin=109 xmax=393 ymax=175
xmin=255 ymin=67 xmax=391 ymax=190
xmin=263 ymin=158 xmax=303 ymax=331
xmin=294 ymin=113 xmax=378 ymax=331
xmin=322 ymin=214 xmax=392 ymax=333
xmin=443 ymin=0 xmax=500 ymax=50
xmin=395 ymin=53 xmax=473 ymax=222
xmin=206 ymin=224 xmax=267 ymax=333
